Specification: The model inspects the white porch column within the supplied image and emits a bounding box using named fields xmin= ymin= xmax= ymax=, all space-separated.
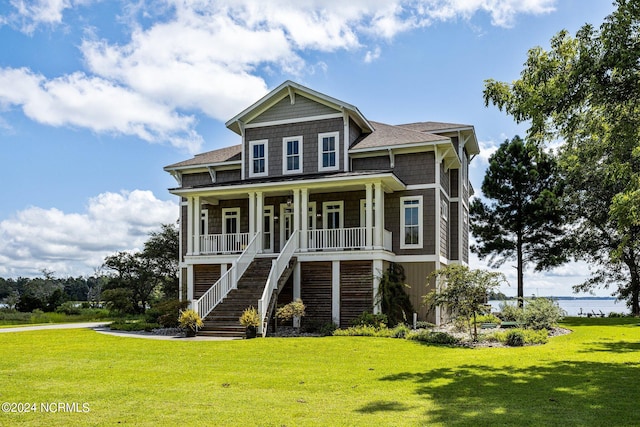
xmin=187 ymin=264 xmax=194 ymax=302
xmin=372 ymin=259 xmax=383 ymax=314
xmin=248 ymin=191 xmax=256 ymax=237
xmin=332 ymin=260 xmax=340 ymax=326
xmin=256 ymin=191 xmax=264 ymax=252
xmin=374 ymin=183 xmax=384 ymax=249
xmin=193 ymin=195 xmax=201 ymax=255
xmin=186 ymin=196 xmax=194 ymax=255
xmin=293 ymin=262 xmax=301 ymax=328
xmin=301 ymin=188 xmax=308 ymax=250
xmin=365 ymin=183 xmax=373 ymax=249
xmin=293 ymin=188 xmax=301 ymax=232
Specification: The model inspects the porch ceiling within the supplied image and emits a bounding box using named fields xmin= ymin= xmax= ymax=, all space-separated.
xmin=169 ymin=170 xmax=405 ymax=200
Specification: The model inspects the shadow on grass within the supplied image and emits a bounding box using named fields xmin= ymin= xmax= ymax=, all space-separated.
xmin=561 ymin=317 xmax=640 ymax=327
xmin=374 ymin=361 xmax=640 ymax=426
xmin=580 ymin=341 xmax=640 ymax=353
xmin=355 ymin=400 xmax=415 ymax=414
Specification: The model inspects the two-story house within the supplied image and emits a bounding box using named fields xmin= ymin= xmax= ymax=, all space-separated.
xmin=164 ymin=81 xmax=479 ymax=336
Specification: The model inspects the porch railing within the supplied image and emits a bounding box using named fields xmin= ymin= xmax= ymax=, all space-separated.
xmin=258 ymin=230 xmax=299 ymax=337
xmin=200 ymin=233 xmax=250 ymax=254
xmin=307 ymin=227 xmax=366 ymax=250
xmin=193 ymin=233 xmax=260 ymax=320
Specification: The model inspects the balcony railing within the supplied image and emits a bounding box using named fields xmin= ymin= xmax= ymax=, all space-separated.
xmin=307 ymin=227 xmax=366 ymax=251
xmin=199 ymin=233 xmax=250 ymax=254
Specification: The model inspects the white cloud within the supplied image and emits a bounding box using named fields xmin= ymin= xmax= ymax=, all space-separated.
xmin=0 ymin=190 xmax=178 ymax=278
xmin=1 ymin=0 xmax=557 ymax=150
xmin=0 ymin=67 xmax=203 ymax=152
xmin=364 ymin=47 xmax=382 ymax=63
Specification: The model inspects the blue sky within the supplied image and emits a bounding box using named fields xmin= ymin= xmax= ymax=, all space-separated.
xmin=0 ymin=0 xmax=617 ymax=296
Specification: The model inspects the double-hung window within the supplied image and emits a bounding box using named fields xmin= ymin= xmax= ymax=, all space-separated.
xmin=400 ymin=196 xmax=423 ymax=249
xmin=318 ymin=132 xmax=339 ymax=171
xmin=249 ymin=140 xmax=268 ymax=177
xmin=283 ymin=136 xmax=303 ymax=174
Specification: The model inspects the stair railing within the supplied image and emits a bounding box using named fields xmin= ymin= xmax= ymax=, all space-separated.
xmin=258 ymin=230 xmax=299 ymax=336
xmin=194 ymin=233 xmax=260 ymax=320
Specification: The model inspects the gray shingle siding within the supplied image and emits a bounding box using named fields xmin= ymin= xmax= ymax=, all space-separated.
xmin=440 ymin=191 xmax=448 ymax=257
xmin=450 ymin=169 xmax=459 ymax=198
xmin=245 ymin=117 xmax=344 ymax=177
xmin=352 ymin=156 xmax=391 ymax=171
xmin=450 ymin=202 xmax=459 ymax=260
xmin=252 ymin=94 xmax=338 ymax=123
xmin=216 ymin=169 xmax=241 ymax=183
xmin=182 ymin=172 xmax=212 ymax=187
xmin=440 ymin=161 xmax=450 ymax=196
xmin=393 ymin=152 xmax=435 ymax=185
xmin=386 ymin=189 xmax=436 ymax=255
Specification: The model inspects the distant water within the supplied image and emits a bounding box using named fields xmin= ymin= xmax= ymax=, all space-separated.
xmin=489 ymin=298 xmax=627 ymax=317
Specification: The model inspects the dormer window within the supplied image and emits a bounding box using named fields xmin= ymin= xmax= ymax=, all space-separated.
xmin=283 ymin=136 xmax=303 ymax=174
xmin=318 ymin=132 xmax=339 ymax=171
xmin=249 ymin=140 xmax=268 ymax=177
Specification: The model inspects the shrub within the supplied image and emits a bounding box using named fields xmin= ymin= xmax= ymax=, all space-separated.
xmin=498 ymin=303 xmax=524 ymax=322
xmin=146 ymin=299 xmax=189 ymax=327
xmin=505 ymin=330 xmax=525 ymax=346
xmin=389 ymin=323 xmax=411 ymax=338
xmin=318 ymin=322 xmax=338 ymax=336
xmin=179 ymin=309 xmax=204 ymax=331
xmin=474 ymin=314 xmax=501 ymax=325
xmin=406 ymin=330 xmax=459 ymax=345
xmin=55 ymin=301 xmax=81 ymax=315
xmin=333 ymin=325 xmax=379 ymax=336
xmin=415 ymin=321 xmax=435 ymax=329
xmin=276 ymin=299 xmax=305 ymax=322
xmin=351 ymin=312 xmax=388 ymax=328
xmin=239 ymin=307 xmax=260 ymax=327
xmin=489 ymin=328 xmax=549 ymax=345
xmin=523 ymin=298 xmax=565 ymax=330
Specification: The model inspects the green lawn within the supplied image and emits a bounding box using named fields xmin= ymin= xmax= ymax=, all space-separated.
xmin=1 ymin=317 xmax=639 ymax=426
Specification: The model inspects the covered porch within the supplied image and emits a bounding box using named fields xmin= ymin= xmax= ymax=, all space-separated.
xmin=176 ymin=172 xmax=404 ymax=257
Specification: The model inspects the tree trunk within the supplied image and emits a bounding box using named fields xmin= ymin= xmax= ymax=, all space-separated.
xmin=517 ymin=234 xmax=524 ymax=308
xmin=629 ymin=262 xmax=640 ymax=316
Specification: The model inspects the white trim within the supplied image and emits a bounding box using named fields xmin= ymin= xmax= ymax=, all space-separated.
xmin=244 ymin=113 xmax=343 ymax=129
xmin=249 ymin=139 xmax=268 ymax=178
xmin=441 ymin=200 xmax=449 ymax=221
xmin=406 ymin=183 xmax=438 ymax=190
xmin=283 ymin=136 xmax=303 ymax=174
xmin=400 ymin=196 xmax=423 ymax=249
xmin=318 ymin=131 xmax=340 ymax=172
xmin=322 ymin=201 xmax=344 ymax=230
xmin=360 ymin=199 xmax=376 ymax=228
xmin=263 ymin=205 xmax=274 ymax=253
xmin=332 ymin=261 xmax=340 ymax=325
xmin=222 ymin=207 xmax=240 ymax=235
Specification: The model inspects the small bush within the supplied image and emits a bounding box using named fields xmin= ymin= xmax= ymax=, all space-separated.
xmin=351 ymin=312 xmax=388 ymax=328
xmin=146 ymin=299 xmax=189 ymax=327
xmin=498 ymin=303 xmax=524 ymax=323
xmin=474 ymin=314 xmax=501 ymax=325
xmin=239 ymin=307 xmax=260 ymax=327
xmin=389 ymin=323 xmax=411 ymax=338
xmin=505 ymin=330 xmax=525 ymax=346
xmin=608 ymin=312 xmax=631 ymax=318
xmin=276 ymin=299 xmax=306 ymax=322
xmin=318 ymin=322 xmax=337 ymax=336
xmin=489 ymin=328 xmax=549 ymax=345
xmin=415 ymin=321 xmax=435 ymax=329
xmin=55 ymin=301 xmax=81 ymax=315
xmin=407 ymin=330 xmax=459 ymax=345
xmin=333 ymin=325 xmax=379 ymax=336
xmin=523 ymin=298 xmax=565 ymax=330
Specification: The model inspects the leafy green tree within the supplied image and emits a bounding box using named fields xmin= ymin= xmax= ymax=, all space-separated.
xmin=483 ymin=0 xmax=640 ymax=314
xmin=424 ymin=265 xmax=505 ymax=341
xmin=103 ymin=251 xmax=157 ymax=314
xmin=376 ymin=263 xmax=414 ymax=326
xmin=470 ymin=136 xmax=565 ymax=306
xmin=143 ymin=224 xmax=179 ymax=300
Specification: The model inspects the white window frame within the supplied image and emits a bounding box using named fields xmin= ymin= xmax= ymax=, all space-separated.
xmin=441 ymin=200 xmax=448 ymax=221
xmin=400 ymin=196 xmax=423 ymax=249
xmin=323 ymin=201 xmax=344 ymax=230
xmin=249 ymin=139 xmax=268 ymax=178
xmin=222 ymin=208 xmax=240 ymax=235
xmin=359 ymin=199 xmax=376 ymax=227
xmin=200 ymin=209 xmax=209 ymax=236
xmin=283 ymin=136 xmax=303 ymax=174
xmin=318 ymin=131 xmax=339 ymax=172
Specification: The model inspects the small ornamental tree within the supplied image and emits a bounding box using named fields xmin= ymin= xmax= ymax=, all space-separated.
xmin=376 ymin=263 xmax=414 ymax=327
xmin=424 ymin=265 xmax=506 ymax=341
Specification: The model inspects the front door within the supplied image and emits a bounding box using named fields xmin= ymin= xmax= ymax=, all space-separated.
xmin=280 ymin=204 xmax=294 ymax=250
xmin=323 ymin=201 xmax=343 ymax=249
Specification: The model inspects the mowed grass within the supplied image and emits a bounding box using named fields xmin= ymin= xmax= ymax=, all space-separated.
xmin=1 ymin=318 xmax=639 ymax=426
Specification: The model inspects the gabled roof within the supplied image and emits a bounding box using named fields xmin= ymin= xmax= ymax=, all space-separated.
xmin=225 ymin=80 xmax=372 ymax=135
xmin=398 ymin=121 xmax=480 ymax=156
xmin=164 ymin=144 xmax=242 ymax=170
xmin=350 ymin=121 xmax=449 ymax=151
xmin=397 ymin=121 xmax=473 ymax=133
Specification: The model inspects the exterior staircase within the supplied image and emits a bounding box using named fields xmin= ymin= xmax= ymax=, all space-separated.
xmin=199 ymin=257 xmax=274 ymax=337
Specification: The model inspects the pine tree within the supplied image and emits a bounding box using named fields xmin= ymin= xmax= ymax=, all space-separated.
xmin=470 ymin=136 xmax=565 ymax=306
